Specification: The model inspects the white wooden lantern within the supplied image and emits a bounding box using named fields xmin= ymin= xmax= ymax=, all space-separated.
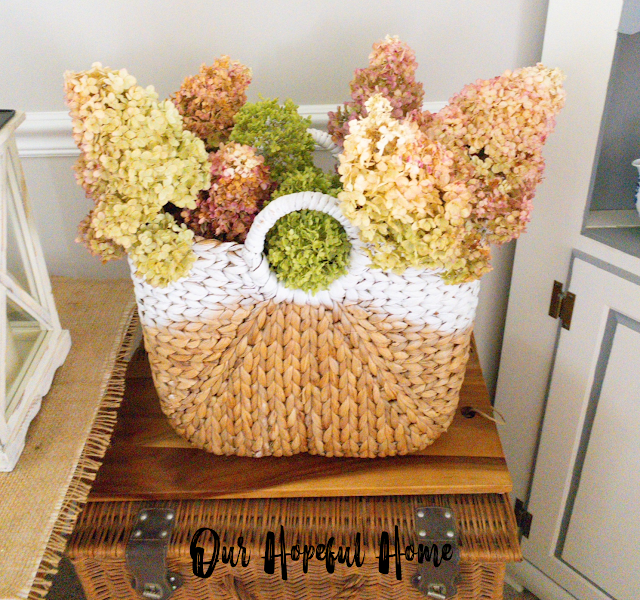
xmin=0 ymin=110 xmax=71 ymax=471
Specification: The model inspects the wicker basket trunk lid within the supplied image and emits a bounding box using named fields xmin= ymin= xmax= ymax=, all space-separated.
xmin=67 ymin=493 xmax=520 ymax=600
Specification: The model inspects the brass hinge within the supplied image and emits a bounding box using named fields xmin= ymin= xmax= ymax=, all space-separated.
xmin=514 ymin=498 xmax=533 ymax=538
xmin=549 ymin=281 xmax=576 ymax=330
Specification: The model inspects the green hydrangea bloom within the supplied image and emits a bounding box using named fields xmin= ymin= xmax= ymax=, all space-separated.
xmin=270 ymin=166 xmax=341 ymax=203
xmin=229 ymin=98 xmax=315 ymax=183
xmin=265 ymin=210 xmax=351 ymax=294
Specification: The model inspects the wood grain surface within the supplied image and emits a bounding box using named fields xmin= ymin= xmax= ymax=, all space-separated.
xmin=89 ymin=337 xmax=511 ymax=501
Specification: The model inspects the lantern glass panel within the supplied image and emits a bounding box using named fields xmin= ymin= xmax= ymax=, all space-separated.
xmin=6 ymin=172 xmax=37 ymax=299
xmin=5 ymin=296 xmax=46 ymax=418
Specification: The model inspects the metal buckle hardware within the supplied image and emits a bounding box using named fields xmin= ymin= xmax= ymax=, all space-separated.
xmin=411 ymin=506 xmax=460 ymax=599
xmin=125 ymin=508 xmax=182 ymax=600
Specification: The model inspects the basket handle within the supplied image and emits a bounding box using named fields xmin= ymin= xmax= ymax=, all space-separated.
xmin=243 ymin=191 xmax=363 ymax=269
xmin=241 ymin=191 xmax=368 ymax=302
xmin=308 ymin=127 xmax=342 ymax=159
xmin=243 ymin=127 xmax=344 ymax=265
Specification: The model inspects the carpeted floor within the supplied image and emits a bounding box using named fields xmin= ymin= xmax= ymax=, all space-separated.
xmin=46 ymin=558 xmax=85 ymax=599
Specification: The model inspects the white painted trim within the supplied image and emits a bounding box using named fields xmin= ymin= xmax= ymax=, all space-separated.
xmin=507 ymin=561 xmax=578 ymax=600
xmin=298 ymin=104 xmax=340 ymax=128
xmin=15 ymin=102 xmax=448 ymax=158
xmin=0 ymin=329 xmax=71 ymax=471
xmin=15 ymin=112 xmax=79 ymax=158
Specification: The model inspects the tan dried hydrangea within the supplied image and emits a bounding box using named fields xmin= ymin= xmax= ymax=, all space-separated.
xmin=64 ymin=63 xmax=211 ymax=285
xmin=338 ymin=95 xmax=492 ymax=283
xmin=172 ymin=56 xmax=252 ymax=149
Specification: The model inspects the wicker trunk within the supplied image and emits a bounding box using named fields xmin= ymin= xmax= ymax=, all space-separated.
xmin=66 ymin=331 xmax=520 ymax=600
xmin=67 ymin=493 xmax=520 ymax=600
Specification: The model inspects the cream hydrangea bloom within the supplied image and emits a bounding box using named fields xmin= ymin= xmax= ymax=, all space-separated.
xmin=64 ymin=63 xmax=211 ymax=284
xmin=339 ymin=95 xmax=491 ymax=283
xmin=88 ymin=194 xmax=161 ymax=250
xmin=128 ymin=213 xmax=196 ymax=287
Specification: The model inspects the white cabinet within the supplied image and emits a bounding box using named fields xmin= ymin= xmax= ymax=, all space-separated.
xmin=523 ymin=256 xmax=640 ymax=599
xmin=494 ymin=1 xmax=640 ymax=598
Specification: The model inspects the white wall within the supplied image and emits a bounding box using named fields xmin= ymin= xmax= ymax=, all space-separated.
xmin=1 ymin=0 xmax=550 ymax=398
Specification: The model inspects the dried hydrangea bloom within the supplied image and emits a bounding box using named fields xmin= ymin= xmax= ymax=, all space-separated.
xmin=182 ymin=142 xmax=273 ymax=243
xmin=425 ymin=63 xmax=566 ymax=243
xmin=269 ymin=166 xmax=341 ymax=203
xmin=64 ymin=63 xmax=210 ymax=210
xmin=172 ymin=56 xmax=252 ymax=150
xmin=328 ymin=35 xmax=424 ymax=146
xmin=338 ymin=95 xmax=491 ymax=284
xmin=86 ymin=193 xmax=162 ymax=251
xmin=64 ymin=63 xmax=210 ymax=283
xmin=76 ymin=212 xmax=126 ymax=262
xmin=128 ymin=213 xmax=196 ymax=287
xmin=230 ymin=98 xmax=315 ymax=183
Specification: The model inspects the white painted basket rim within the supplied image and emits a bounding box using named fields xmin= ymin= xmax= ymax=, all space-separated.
xmin=241 ymin=191 xmax=369 ymax=304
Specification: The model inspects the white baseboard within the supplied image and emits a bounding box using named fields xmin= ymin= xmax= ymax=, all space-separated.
xmin=15 ymin=112 xmax=80 ymax=158
xmin=15 ymin=102 xmax=447 ymax=159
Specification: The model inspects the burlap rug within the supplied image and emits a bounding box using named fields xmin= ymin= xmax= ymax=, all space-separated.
xmin=0 ymin=277 xmax=138 ymax=600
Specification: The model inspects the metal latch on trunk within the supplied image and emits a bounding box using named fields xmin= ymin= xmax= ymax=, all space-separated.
xmin=411 ymin=506 xmax=460 ymax=599
xmin=126 ymin=508 xmax=182 ymax=600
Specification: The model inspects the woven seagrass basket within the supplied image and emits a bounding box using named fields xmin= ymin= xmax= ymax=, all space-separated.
xmin=131 ymin=130 xmax=480 ymax=458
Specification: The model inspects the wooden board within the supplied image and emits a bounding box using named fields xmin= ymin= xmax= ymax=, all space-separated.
xmin=89 ymin=339 xmax=511 ymax=501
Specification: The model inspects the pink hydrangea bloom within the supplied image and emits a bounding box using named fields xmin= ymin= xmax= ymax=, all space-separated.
xmin=328 ymin=35 xmax=424 ymax=145
xmin=182 ymin=142 xmax=273 ymax=242
xmin=423 ymin=63 xmax=566 ymax=243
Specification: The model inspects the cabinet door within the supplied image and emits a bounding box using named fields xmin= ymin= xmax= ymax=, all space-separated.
xmin=494 ymin=0 xmax=628 ymax=506
xmin=523 ymin=255 xmax=640 ymax=600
